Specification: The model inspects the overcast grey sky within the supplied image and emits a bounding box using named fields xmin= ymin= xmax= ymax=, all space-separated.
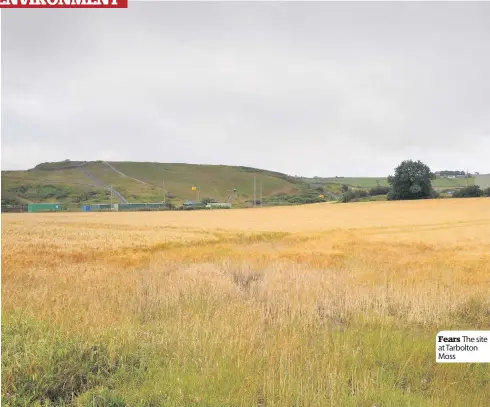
xmin=2 ymin=2 xmax=489 ymax=176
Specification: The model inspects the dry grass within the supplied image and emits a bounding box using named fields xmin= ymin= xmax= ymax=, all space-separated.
xmin=2 ymin=198 xmax=490 ymax=406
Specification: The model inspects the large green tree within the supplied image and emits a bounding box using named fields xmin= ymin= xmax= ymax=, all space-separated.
xmin=387 ymin=160 xmax=436 ymax=200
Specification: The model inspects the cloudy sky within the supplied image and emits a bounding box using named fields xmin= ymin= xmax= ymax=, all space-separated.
xmin=2 ymin=2 xmax=489 ymax=176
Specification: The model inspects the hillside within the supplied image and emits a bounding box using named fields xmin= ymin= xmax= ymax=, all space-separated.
xmin=1 ymin=160 xmax=315 ymax=206
xmin=3 ymin=161 xmax=474 ymax=207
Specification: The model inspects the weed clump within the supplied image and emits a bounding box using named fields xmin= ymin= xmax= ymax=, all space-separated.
xmin=2 ymin=316 xmax=145 ymax=406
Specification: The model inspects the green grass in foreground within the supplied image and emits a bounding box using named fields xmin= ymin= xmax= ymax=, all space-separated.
xmin=3 ymin=308 xmax=489 ymax=407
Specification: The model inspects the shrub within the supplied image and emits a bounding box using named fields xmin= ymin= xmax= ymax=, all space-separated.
xmin=368 ymin=186 xmax=390 ymax=196
xmin=453 ymin=185 xmax=483 ymax=198
xmin=201 ymin=197 xmax=217 ymax=205
xmin=340 ymin=189 xmax=368 ymax=203
xmin=483 ymin=187 xmax=490 ymax=197
xmin=340 ymin=191 xmax=357 ymax=203
xmin=264 ymin=190 xmax=328 ymax=206
xmin=1 ymin=196 xmax=23 ymax=205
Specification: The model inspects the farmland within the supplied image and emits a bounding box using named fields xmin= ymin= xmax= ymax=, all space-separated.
xmin=2 ymin=198 xmax=490 ymax=406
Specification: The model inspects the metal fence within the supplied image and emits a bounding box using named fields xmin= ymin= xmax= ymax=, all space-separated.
xmin=114 ymin=203 xmax=171 ymax=211
xmin=1 ymin=205 xmax=28 ymax=213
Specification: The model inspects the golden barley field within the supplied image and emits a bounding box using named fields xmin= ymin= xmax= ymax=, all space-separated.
xmin=2 ymin=198 xmax=490 ymax=406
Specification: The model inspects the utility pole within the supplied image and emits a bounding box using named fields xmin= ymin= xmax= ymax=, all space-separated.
xmin=110 ymin=185 xmax=113 ymax=209
xmin=198 ymin=186 xmax=200 ymax=201
xmin=163 ymin=180 xmax=166 ymax=203
xmin=260 ymin=179 xmax=263 ymax=207
xmin=253 ymin=175 xmax=256 ymax=207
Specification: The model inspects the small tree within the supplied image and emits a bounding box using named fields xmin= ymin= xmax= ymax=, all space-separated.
xmin=341 ymin=184 xmax=349 ymax=193
xmin=340 ymin=191 xmax=357 ymax=203
xmin=340 ymin=189 xmax=368 ymax=203
xmin=387 ymin=160 xmax=436 ymax=200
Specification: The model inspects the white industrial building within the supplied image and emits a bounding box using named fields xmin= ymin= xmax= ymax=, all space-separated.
xmin=474 ymin=174 xmax=490 ymax=189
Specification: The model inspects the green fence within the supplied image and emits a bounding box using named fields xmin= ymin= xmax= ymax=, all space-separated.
xmin=27 ymin=203 xmax=63 ymax=213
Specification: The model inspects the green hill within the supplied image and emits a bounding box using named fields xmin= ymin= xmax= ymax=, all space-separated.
xmin=1 ymin=160 xmax=314 ymax=207
xmin=4 ymin=161 xmax=472 ymax=207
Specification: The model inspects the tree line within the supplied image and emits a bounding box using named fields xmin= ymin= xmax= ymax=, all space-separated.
xmin=341 ymin=160 xmax=489 ymax=203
